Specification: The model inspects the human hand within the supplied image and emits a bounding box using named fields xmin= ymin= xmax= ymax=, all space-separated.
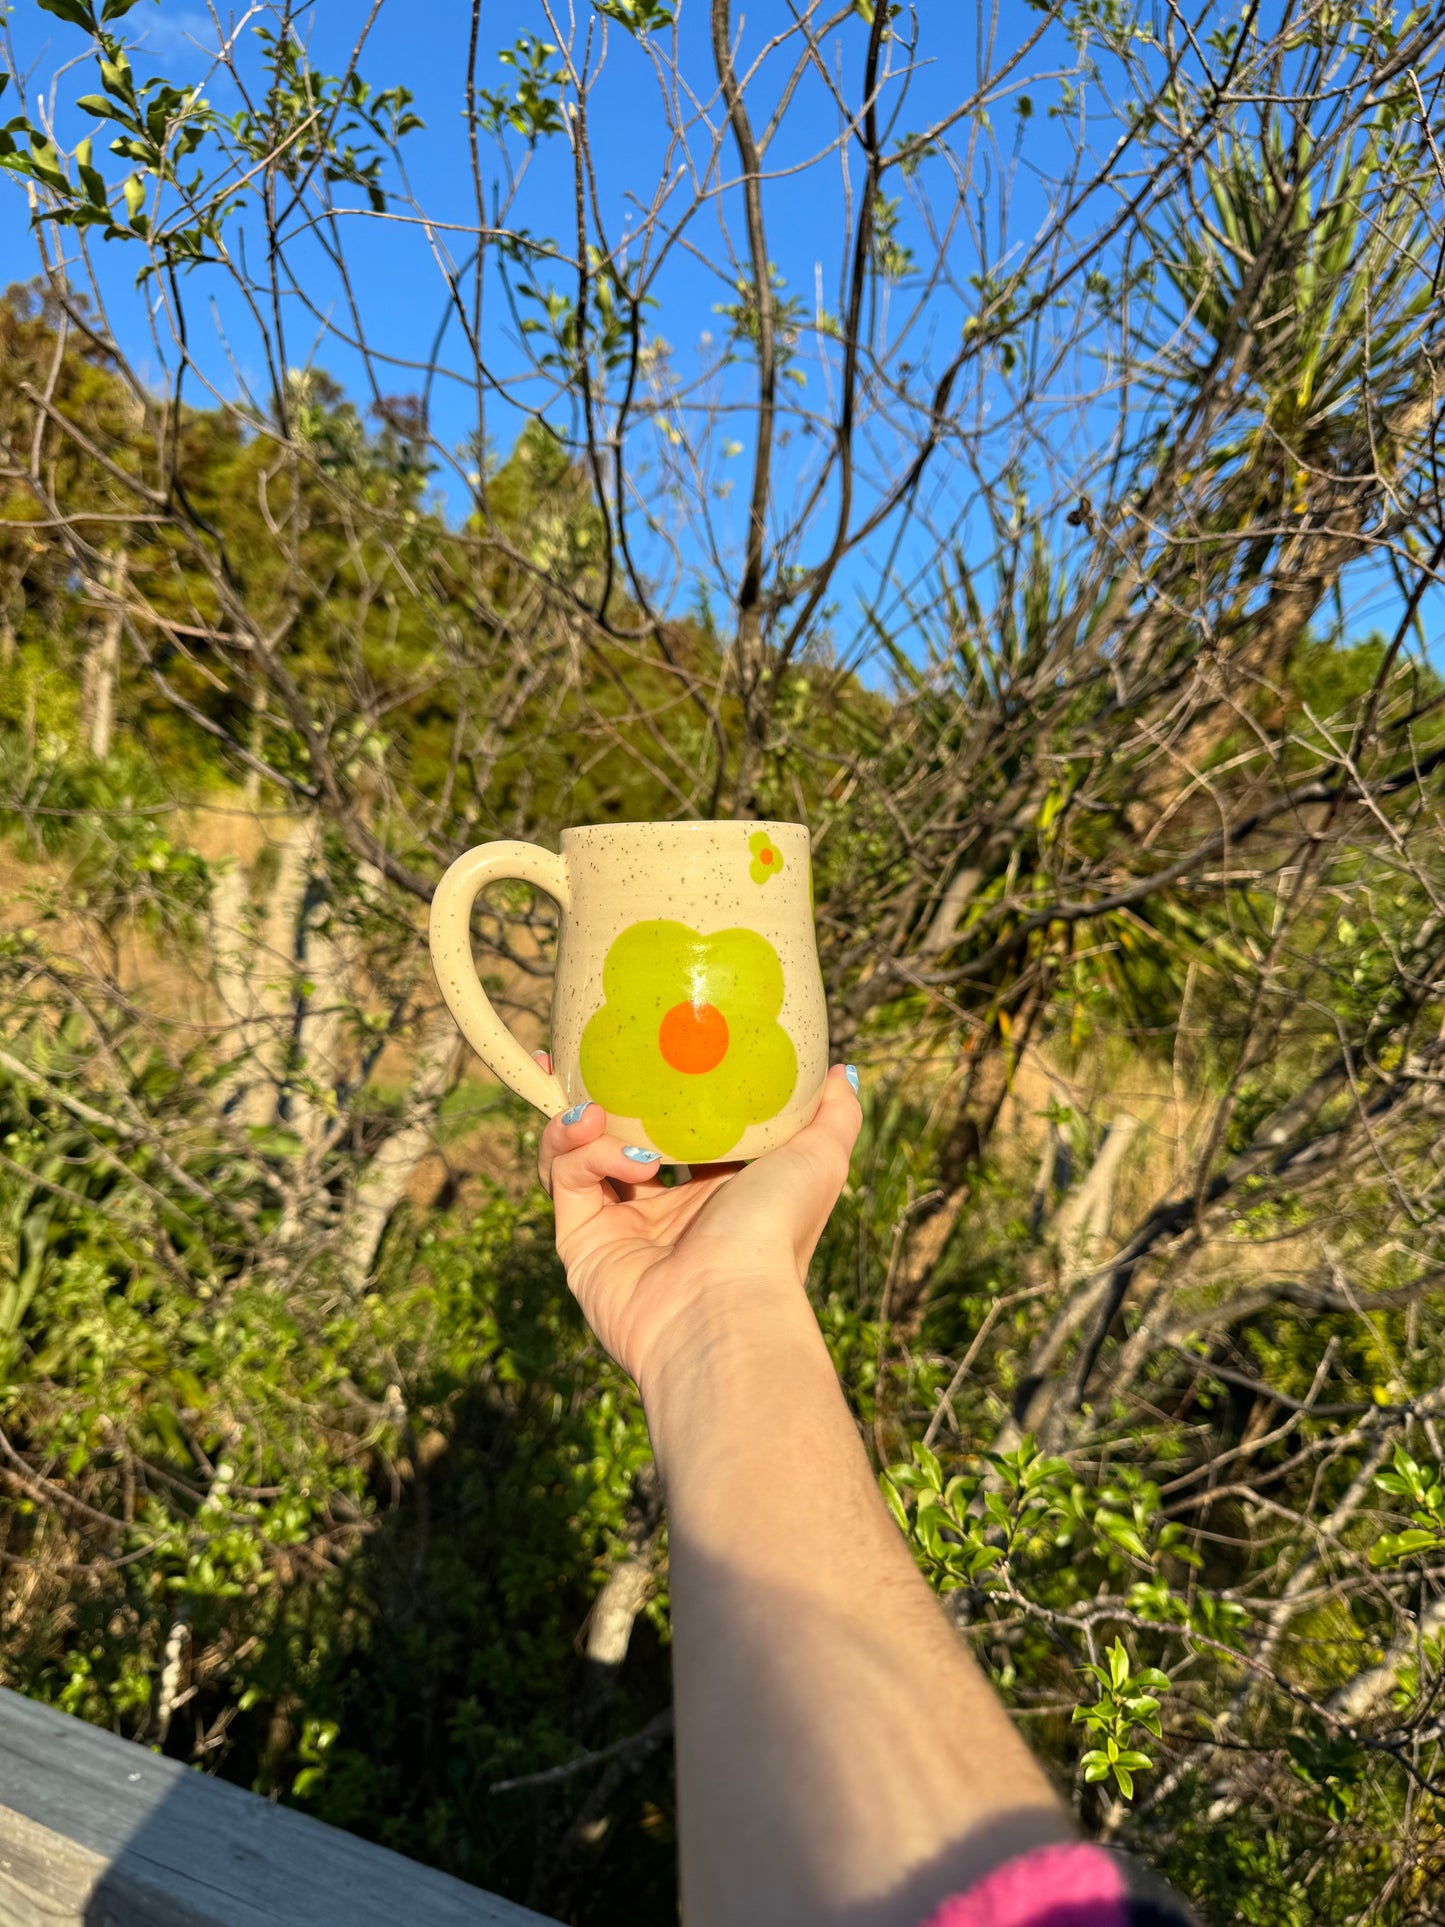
xmin=535 ymin=1062 xmax=862 ymax=1397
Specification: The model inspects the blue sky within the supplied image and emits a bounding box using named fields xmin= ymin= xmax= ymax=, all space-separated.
xmin=1 ymin=0 xmax=1435 ymax=669
xmin=5 ymin=3 xmax=1022 ymax=451
xmin=0 ymin=0 xmax=1099 ymax=650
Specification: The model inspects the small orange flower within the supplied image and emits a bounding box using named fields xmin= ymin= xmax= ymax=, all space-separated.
xmin=749 ymin=830 xmax=784 ymax=884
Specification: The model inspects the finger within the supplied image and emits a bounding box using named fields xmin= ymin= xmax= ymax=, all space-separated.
xmin=766 ymin=1064 xmax=863 ymax=1215
xmin=795 ymin=1063 xmax=864 ymax=1164
xmin=538 ymin=1097 xmax=608 ymax=1195
xmin=697 ymin=1066 xmax=855 ymax=1273
xmin=550 ymin=1131 xmax=664 ymax=1243
xmin=532 ymin=1049 xmax=553 ymax=1073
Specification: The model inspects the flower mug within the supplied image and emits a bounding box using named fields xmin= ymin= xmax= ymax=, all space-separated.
xmin=428 ymin=820 xmax=829 ymax=1162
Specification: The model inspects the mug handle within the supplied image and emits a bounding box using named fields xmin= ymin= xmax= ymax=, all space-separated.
xmin=429 ymin=841 xmax=570 ymax=1117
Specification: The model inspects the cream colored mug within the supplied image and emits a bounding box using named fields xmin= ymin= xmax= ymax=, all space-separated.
xmin=429 ymin=820 xmax=828 ymax=1163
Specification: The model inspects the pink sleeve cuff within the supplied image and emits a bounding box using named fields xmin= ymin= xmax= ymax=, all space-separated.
xmin=919 ymin=1841 xmax=1194 ymax=1927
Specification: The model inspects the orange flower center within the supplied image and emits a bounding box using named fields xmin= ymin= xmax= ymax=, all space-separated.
xmin=658 ymin=1000 xmax=730 ymax=1075
xmin=759 ymin=847 xmax=774 ymax=864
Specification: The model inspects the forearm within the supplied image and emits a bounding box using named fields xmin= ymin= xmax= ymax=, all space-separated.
xmin=643 ymin=1268 xmax=1070 ymax=1927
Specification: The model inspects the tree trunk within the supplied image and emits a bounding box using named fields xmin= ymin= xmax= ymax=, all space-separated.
xmin=211 ymin=816 xmax=316 ymax=1130
xmin=80 ymin=552 xmax=127 ymax=760
xmin=340 ymin=1012 xmax=465 ymax=1290
xmin=288 ymin=815 xmax=346 ymax=1163
xmin=992 ymin=1114 xmax=1140 ymax=1456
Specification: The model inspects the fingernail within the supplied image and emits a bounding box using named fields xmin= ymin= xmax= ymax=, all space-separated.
xmin=844 ymin=1064 xmax=860 ymax=1096
xmin=560 ymin=1102 xmax=592 ymax=1126
xmin=623 ymin=1146 xmax=661 ymax=1163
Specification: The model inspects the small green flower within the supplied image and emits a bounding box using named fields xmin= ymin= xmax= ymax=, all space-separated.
xmin=748 ymin=830 xmax=784 ymax=884
xmin=578 ymin=919 xmax=798 ymax=1160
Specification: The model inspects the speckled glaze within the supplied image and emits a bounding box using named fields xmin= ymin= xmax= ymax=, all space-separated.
xmin=428 ymin=821 xmax=828 ymax=1162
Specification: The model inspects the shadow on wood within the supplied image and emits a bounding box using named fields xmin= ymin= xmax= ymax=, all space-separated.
xmin=0 ymin=1688 xmax=555 ymax=1925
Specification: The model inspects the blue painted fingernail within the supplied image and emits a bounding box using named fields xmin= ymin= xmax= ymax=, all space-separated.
xmin=560 ymin=1102 xmax=592 ymax=1126
xmin=623 ymin=1146 xmax=661 ymax=1163
xmin=844 ymin=1064 xmax=860 ymax=1096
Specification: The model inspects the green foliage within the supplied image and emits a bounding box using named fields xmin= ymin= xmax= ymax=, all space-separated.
xmin=713 ymin=264 xmax=807 ymax=364
xmin=595 ymin=0 xmax=675 ymax=37
xmin=1072 ymin=1639 xmax=1170 ymax=1801
xmin=884 ymin=1436 xmax=1213 ymax=1618
xmin=0 ymin=1067 xmax=672 ymax=1894
xmin=869 ymin=194 xmax=914 ymax=281
xmin=1370 ymin=1446 xmax=1445 ymax=1567
xmin=1285 ymin=1727 xmax=1366 ymax=1825
xmin=231 ymin=29 xmax=424 ymax=212
xmin=0 ymin=740 xmax=210 ymax=929
xmin=882 ymin=1436 xmax=1070 ymax=1590
xmin=279 ymin=1189 xmax=665 ymax=1891
xmin=1 ymin=12 xmax=422 ymax=272
xmin=480 ymin=37 xmax=567 ymax=144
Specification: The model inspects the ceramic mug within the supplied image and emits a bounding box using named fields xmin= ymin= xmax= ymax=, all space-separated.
xmin=429 ymin=820 xmax=828 ymax=1163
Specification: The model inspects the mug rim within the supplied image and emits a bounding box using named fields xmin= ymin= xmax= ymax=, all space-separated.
xmin=559 ymin=817 xmax=808 ymax=840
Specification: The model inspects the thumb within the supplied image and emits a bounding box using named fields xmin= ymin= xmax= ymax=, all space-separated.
xmin=788 ymin=1062 xmax=863 ymax=1177
xmin=755 ymin=1064 xmax=862 ymax=1263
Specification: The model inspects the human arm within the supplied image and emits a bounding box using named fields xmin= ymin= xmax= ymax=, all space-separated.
xmin=538 ymin=1067 xmax=1073 ymax=1927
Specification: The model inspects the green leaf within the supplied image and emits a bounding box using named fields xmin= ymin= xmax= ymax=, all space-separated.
xmin=78 ymin=160 xmax=108 ymax=207
xmin=26 ymin=132 xmax=69 ymax=192
xmin=1370 ymin=1526 xmax=1442 ymax=1567
xmin=596 ymin=0 xmax=674 ymax=31
xmin=881 ymin=1477 xmax=909 ymax=1532
xmin=1101 ymin=1516 xmax=1150 ymax=1559
xmin=76 ymin=94 xmax=116 ymax=120
xmin=37 ymin=0 xmax=97 ymax=28
xmin=943 ymin=1474 xmax=974 ymax=1512
xmin=100 ymin=54 xmax=135 ymax=102
xmin=122 ymin=171 xmax=145 ymax=225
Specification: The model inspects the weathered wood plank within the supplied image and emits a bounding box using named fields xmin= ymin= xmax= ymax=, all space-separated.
xmin=0 ymin=1688 xmax=554 ymax=1926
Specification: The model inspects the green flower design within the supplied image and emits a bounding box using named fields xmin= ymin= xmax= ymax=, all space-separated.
xmin=578 ymin=920 xmax=798 ymax=1161
xmin=749 ymin=830 xmax=784 ymax=884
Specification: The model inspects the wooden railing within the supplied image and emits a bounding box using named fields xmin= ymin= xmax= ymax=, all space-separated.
xmin=0 ymin=1687 xmax=554 ymax=1925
